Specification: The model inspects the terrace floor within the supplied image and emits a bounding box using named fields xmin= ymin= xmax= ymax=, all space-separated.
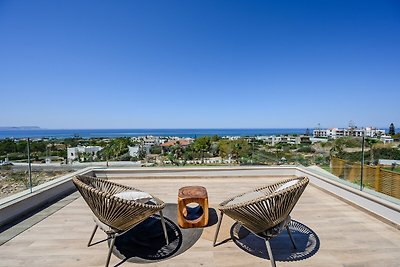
xmin=1 ymin=172 xmax=400 ymax=267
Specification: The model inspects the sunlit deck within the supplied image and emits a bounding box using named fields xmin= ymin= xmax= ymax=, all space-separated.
xmin=0 ymin=167 xmax=400 ymax=267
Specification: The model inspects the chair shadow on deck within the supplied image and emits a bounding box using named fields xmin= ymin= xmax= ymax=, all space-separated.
xmin=111 ymin=203 xmax=206 ymax=266
xmin=230 ymin=220 xmax=320 ymax=262
xmin=206 ymin=207 xmax=219 ymax=226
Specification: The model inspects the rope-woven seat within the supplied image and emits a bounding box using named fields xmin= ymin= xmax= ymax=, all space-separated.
xmin=213 ymin=177 xmax=309 ymax=267
xmin=73 ymin=175 xmax=169 ymax=267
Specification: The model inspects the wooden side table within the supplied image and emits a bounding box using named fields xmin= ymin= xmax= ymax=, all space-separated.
xmin=177 ymin=186 xmax=209 ymax=228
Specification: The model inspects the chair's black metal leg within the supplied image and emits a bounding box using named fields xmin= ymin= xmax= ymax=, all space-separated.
xmin=213 ymin=211 xmax=224 ymax=247
xmin=87 ymin=224 xmax=98 ymax=247
xmin=265 ymin=239 xmax=276 ymax=267
xmin=286 ymin=225 xmax=297 ymax=250
xmin=159 ymin=210 xmax=169 ymax=245
xmin=105 ymin=236 xmax=116 ymax=267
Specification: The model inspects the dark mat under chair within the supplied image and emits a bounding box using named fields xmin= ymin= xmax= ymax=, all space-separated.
xmin=111 ymin=203 xmax=203 ymax=264
xmin=231 ymin=220 xmax=320 ymax=262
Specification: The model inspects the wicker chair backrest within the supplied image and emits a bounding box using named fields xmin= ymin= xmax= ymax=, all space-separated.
xmin=218 ymin=177 xmax=309 ymax=234
xmin=73 ymin=175 xmax=165 ymax=233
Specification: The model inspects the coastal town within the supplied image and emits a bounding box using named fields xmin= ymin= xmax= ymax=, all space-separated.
xmin=0 ymin=124 xmax=398 ymax=168
xmin=0 ymin=125 xmax=398 ymax=166
xmin=1 ymin=124 xmax=399 ymax=198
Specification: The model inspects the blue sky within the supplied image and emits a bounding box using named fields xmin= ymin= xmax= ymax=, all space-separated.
xmin=0 ymin=0 xmax=399 ymax=129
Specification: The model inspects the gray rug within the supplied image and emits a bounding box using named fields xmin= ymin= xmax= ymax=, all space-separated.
xmin=112 ymin=203 xmax=204 ymax=264
xmin=231 ymin=220 xmax=320 ymax=262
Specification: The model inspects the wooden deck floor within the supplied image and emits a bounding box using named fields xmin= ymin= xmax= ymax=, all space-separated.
xmin=1 ymin=176 xmax=399 ymax=267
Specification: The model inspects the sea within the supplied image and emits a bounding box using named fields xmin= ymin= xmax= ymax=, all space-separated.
xmin=0 ymin=128 xmax=311 ymax=139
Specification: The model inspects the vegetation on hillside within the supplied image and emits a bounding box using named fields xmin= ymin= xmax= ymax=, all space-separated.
xmin=1 ymin=135 xmax=399 ymax=167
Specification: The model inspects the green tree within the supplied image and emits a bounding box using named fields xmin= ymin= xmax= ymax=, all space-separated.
xmin=138 ymin=147 xmax=146 ymax=160
xmin=193 ymin=136 xmax=211 ymax=163
xmin=297 ymin=146 xmax=315 ymax=153
xmin=78 ymin=152 xmax=92 ymax=162
xmin=365 ymin=138 xmax=379 ymax=164
xmin=330 ymin=138 xmax=345 ymax=158
xmin=210 ymin=142 xmax=219 ymax=157
xmin=98 ymin=138 xmax=131 ymax=160
xmin=218 ymin=140 xmax=233 ymax=163
xmin=218 ymin=139 xmax=250 ymax=163
xmin=63 ymin=138 xmax=80 ymax=148
xmin=30 ymin=140 xmax=47 ymax=153
xmin=182 ymin=145 xmax=195 ymax=161
xmin=171 ymin=142 xmax=184 ymax=160
xmin=389 ymin=123 xmax=395 ymax=136
xmin=0 ymin=139 xmax=16 ymax=155
xmin=150 ymin=145 xmax=162 ymax=154
xmin=232 ymin=139 xmax=250 ymax=159
xmin=211 ymin=135 xmax=220 ymax=142
xmin=16 ymin=140 xmax=28 ymax=153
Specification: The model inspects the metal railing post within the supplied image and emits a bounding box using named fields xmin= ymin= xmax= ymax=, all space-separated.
xmin=27 ymin=138 xmax=33 ymax=193
xmin=360 ymin=135 xmax=365 ymax=191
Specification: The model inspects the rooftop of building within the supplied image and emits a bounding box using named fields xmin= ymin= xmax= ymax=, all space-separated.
xmin=160 ymin=139 xmax=191 ymax=147
xmin=0 ymin=166 xmax=399 ymax=267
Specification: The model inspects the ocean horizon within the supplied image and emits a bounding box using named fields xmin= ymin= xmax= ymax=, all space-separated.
xmin=0 ymin=128 xmax=311 ymax=139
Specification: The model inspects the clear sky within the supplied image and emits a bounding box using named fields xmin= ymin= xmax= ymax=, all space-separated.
xmin=1 ymin=0 xmax=399 ymax=129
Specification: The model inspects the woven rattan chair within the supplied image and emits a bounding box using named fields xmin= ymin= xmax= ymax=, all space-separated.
xmin=213 ymin=177 xmax=309 ymax=267
xmin=73 ymin=175 xmax=169 ymax=267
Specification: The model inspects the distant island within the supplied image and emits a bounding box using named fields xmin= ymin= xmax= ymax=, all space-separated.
xmin=0 ymin=126 xmax=40 ymax=130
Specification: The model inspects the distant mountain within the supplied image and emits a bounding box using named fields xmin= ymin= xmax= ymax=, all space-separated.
xmin=0 ymin=126 xmax=41 ymax=130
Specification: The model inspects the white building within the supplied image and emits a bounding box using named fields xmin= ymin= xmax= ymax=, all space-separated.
xmin=310 ymin=137 xmax=328 ymax=144
xmin=128 ymin=145 xmax=141 ymax=157
xmin=67 ymin=146 xmax=103 ymax=162
xmin=140 ymin=136 xmax=167 ymax=154
xmin=255 ymin=136 xmax=280 ymax=145
xmin=222 ymin=136 xmax=241 ymax=140
xmin=380 ymin=135 xmax=394 ymax=144
xmin=313 ymin=127 xmax=385 ymax=139
xmin=267 ymin=136 xmax=282 ymax=146
xmin=295 ymin=136 xmax=312 ymax=145
xmin=260 ymin=135 xmax=308 ymax=146
xmin=364 ymin=127 xmax=385 ymax=137
xmin=378 ymin=159 xmax=400 ymax=166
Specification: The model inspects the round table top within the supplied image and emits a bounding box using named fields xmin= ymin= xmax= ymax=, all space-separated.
xmin=178 ymin=186 xmax=208 ymax=199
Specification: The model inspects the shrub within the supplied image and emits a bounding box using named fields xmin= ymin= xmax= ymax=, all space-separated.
xmin=297 ymin=146 xmax=316 ymax=153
